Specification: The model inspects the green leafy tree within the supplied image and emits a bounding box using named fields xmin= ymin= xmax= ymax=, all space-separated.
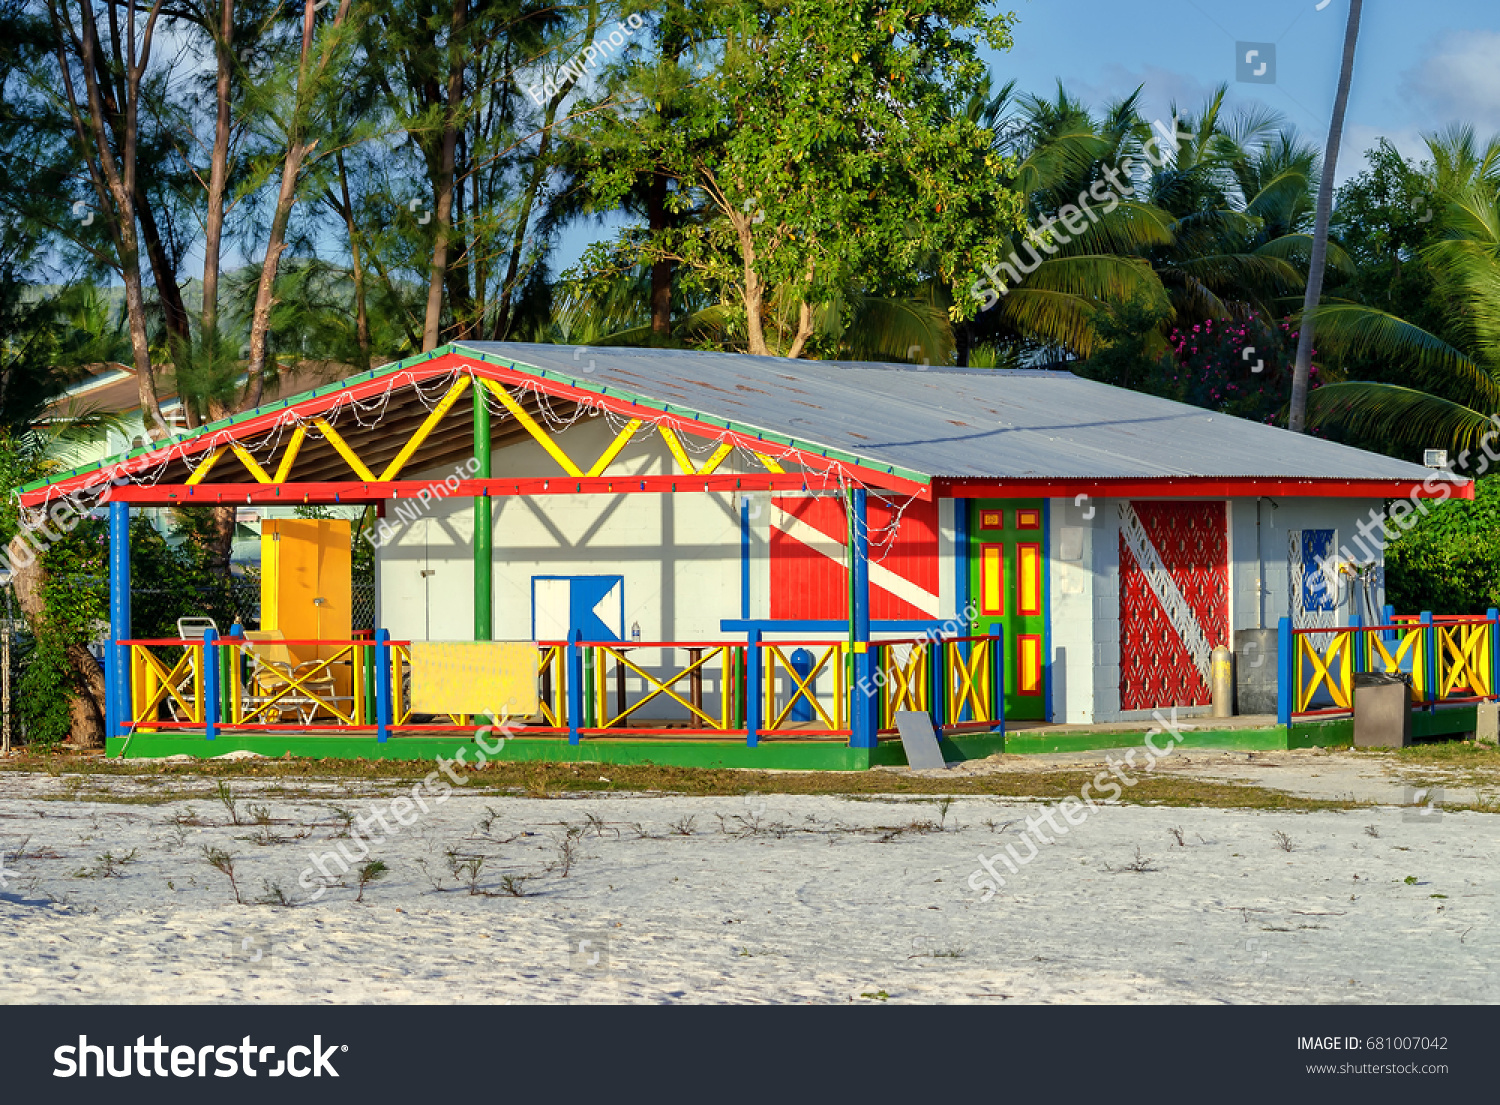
xmin=1305 ymin=129 xmax=1500 ymax=460
xmin=577 ymin=0 xmax=1028 ymax=358
xmin=1385 ymin=477 xmax=1500 ymax=614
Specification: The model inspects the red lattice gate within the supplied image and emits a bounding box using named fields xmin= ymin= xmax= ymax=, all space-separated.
xmin=1118 ymin=501 xmax=1229 ymax=711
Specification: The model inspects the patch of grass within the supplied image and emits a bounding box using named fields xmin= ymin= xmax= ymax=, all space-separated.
xmin=1105 ymin=846 xmax=1160 ymax=874
xmin=202 ymin=845 xmax=242 ymax=904
xmin=73 ymin=848 xmax=139 ymax=879
xmin=215 ymin=781 xmax=242 ymax=825
xmin=355 ymin=860 xmax=388 ymax=903
xmin=0 ymin=754 xmax=1412 ymax=811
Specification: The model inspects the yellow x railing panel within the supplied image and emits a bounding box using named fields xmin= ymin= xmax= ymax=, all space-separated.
xmin=765 ymin=645 xmax=839 ymax=729
xmin=597 ymin=645 xmax=726 ymax=729
xmin=1296 ymin=632 xmax=1352 ymax=713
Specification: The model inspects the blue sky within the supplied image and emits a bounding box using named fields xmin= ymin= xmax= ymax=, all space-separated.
xmin=554 ymin=0 xmax=1500 ymax=269
xmin=992 ymin=0 xmax=1500 ymax=176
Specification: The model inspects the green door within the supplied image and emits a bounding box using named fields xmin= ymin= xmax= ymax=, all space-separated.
xmin=969 ymin=500 xmax=1048 ymax=721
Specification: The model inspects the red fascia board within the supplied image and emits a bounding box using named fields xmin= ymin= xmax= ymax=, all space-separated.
xmin=938 ymin=477 xmax=1472 ymax=501
xmin=102 ymin=474 xmax=864 ymax=505
xmin=20 ymin=351 xmax=929 ymax=505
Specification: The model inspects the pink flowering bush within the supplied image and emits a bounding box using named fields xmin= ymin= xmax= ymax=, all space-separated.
xmin=1164 ymin=314 xmax=1317 ymax=423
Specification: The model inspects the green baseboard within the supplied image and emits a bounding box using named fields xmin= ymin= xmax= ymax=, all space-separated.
xmin=103 ymin=707 xmax=1478 ymax=769
xmin=107 ymin=733 xmax=882 ymax=771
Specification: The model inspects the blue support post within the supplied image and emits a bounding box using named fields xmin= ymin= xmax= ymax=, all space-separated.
xmin=229 ymin=622 xmax=244 ymax=726
xmin=1276 ymin=616 xmax=1292 ymax=727
xmin=567 ymin=628 xmax=583 ymax=745
xmin=202 ymin=627 xmax=219 ymax=741
xmin=989 ymin=624 xmax=1005 ymax=735
xmin=849 ymin=489 xmax=877 ymax=749
xmin=108 ymin=500 xmax=131 ymax=741
xmin=375 ymin=628 xmax=392 ymax=742
xmin=954 ymin=500 xmax=971 ymax=724
xmin=1350 ymin=614 xmax=1364 ymax=674
xmin=740 ymin=496 xmax=752 ymax=620
xmin=1382 ymin=602 xmax=1396 ymax=643
xmin=1421 ymin=611 xmax=1436 ymax=708
xmin=746 ymin=629 xmax=763 ymax=747
xmin=1488 ymin=608 xmax=1498 ymax=702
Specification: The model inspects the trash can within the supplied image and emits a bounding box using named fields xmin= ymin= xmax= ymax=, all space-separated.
xmin=1352 ymin=671 xmax=1413 ymax=748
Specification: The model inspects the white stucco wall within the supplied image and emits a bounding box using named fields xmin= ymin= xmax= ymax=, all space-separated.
xmin=376 ymin=416 xmax=753 ymax=644
xmin=1062 ymin=494 xmax=1390 ymax=724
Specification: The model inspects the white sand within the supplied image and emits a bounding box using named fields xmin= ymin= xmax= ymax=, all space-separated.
xmin=1 ymin=763 xmax=1496 ymax=1004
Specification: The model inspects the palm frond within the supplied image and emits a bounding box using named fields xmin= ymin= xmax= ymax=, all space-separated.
xmin=1300 ymin=303 xmax=1499 ymax=409
xmin=1305 ymin=382 xmax=1498 ymax=456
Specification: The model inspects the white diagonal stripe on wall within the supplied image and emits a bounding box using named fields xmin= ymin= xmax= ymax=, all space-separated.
xmin=1119 ymin=502 xmax=1212 ymax=684
xmin=772 ymin=505 xmax=941 ymax=617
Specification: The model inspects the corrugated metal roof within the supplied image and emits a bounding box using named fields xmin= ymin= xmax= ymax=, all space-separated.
xmin=457 ymin=342 xmax=1440 ymax=483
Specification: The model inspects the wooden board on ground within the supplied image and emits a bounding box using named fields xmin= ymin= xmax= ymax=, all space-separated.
xmin=894 ymin=710 xmax=949 ymax=770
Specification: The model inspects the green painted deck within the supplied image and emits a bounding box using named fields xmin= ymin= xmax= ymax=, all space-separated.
xmin=104 ymin=705 xmax=1479 ymax=768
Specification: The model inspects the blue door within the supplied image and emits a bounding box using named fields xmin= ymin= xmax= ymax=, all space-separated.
xmin=531 ymin=575 xmax=625 ymax=642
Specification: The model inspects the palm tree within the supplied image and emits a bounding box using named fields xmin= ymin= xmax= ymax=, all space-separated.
xmin=1289 ymin=0 xmax=1364 ymax=432
xmin=1305 ymin=166 xmax=1500 ymax=454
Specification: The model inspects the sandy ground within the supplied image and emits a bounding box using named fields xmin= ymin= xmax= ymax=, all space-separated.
xmin=1 ymin=752 xmax=1496 ymax=1004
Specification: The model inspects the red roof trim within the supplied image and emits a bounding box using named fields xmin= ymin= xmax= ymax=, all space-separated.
xmin=102 ymin=474 xmax=851 ymax=504
xmin=20 ymin=352 xmax=930 ymax=506
xmin=939 ymin=477 xmax=1472 ymax=501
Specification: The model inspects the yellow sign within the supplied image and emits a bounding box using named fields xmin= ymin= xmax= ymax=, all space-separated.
xmin=409 ymin=642 xmax=540 ymax=717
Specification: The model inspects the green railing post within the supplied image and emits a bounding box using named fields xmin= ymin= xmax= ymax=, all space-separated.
xmin=746 ymin=629 xmax=762 ymax=747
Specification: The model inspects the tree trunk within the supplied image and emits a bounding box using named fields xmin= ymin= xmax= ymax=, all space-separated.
xmin=64 ymin=0 xmax=171 ymax=439
xmin=489 ymin=12 xmax=598 ymax=340
xmin=136 ymin=190 xmax=190 ymax=358
xmin=335 ymin=151 xmax=372 ymax=368
xmin=737 ymin=211 xmax=771 ymax=356
xmin=243 ymin=0 xmax=352 ymax=406
xmin=420 ymin=0 xmax=466 ymax=352
xmin=244 ymin=141 xmax=309 ymax=408
xmin=1289 ymin=0 xmax=1362 ymax=433
xmin=200 ymin=0 xmax=233 ymax=344
xmin=648 ymin=170 xmax=671 ymax=337
xmin=8 ymin=536 xmax=106 ymax=750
